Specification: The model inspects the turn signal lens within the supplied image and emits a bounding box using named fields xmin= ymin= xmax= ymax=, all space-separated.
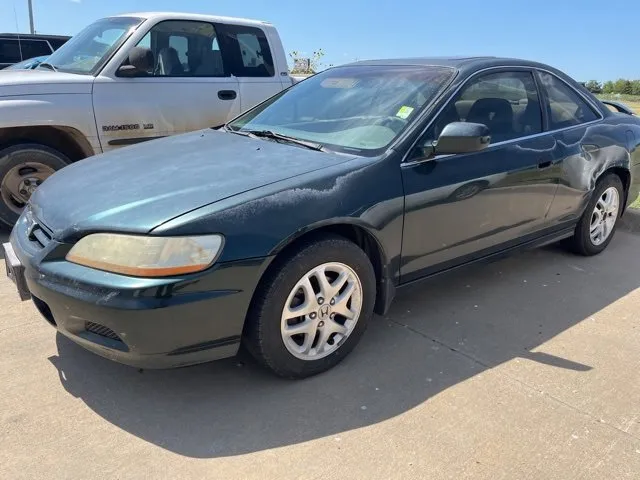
xmin=66 ymin=234 xmax=223 ymax=277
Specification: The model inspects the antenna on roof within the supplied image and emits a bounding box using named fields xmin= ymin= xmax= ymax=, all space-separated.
xmin=13 ymin=2 xmax=24 ymax=61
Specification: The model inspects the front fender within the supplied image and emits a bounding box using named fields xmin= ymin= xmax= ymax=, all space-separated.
xmin=0 ymin=95 xmax=100 ymax=153
xmin=152 ymin=153 xmax=406 ymax=282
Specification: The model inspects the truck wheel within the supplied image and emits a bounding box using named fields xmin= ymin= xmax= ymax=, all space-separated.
xmin=0 ymin=144 xmax=70 ymax=227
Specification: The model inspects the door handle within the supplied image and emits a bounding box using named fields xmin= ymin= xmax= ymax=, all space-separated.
xmin=218 ymin=90 xmax=237 ymax=100
xmin=538 ymin=160 xmax=552 ymax=169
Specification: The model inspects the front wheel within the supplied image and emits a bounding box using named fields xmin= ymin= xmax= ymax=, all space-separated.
xmin=0 ymin=144 xmax=70 ymax=227
xmin=244 ymin=235 xmax=376 ymax=378
xmin=568 ymin=174 xmax=624 ymax=256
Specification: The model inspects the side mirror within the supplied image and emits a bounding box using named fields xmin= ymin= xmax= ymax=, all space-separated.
xmin=435 ymin=122 xmax=491 ymax=155
xmin=116 ymin=65 xmax=140 ymax=77
xmin=116 ymin=47 xmax=154 ymax=77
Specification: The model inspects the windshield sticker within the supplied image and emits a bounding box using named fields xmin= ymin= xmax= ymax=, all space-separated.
xmin=396 ymin=106 xmax=414 ymax=119
xmin=321 ymin=78 xmax=358 ymax=89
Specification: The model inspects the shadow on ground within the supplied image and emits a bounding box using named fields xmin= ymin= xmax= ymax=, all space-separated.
xmin=47 ymin=233 xmax=640 ymax=459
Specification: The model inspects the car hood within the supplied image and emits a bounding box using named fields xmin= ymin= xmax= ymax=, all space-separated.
xmin=0 ymin=69 xmax=92 ymax=96
xmin=30 ymin=129 xmax=353 ymax=239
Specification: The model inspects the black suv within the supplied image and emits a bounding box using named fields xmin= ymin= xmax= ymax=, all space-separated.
xmin=0 ymin=33 xmax=70 ymax=69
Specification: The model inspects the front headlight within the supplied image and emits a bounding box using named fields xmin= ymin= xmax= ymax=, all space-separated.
xmin=66 ymin=233 xmax=224 ymax=277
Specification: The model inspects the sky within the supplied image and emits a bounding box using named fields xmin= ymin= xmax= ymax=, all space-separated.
xmin=1 ymin=0 xmax=638 ymax=81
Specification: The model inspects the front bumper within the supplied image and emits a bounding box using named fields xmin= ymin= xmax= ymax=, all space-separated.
xmin=8 ymin=216 xmax=271 ymax=369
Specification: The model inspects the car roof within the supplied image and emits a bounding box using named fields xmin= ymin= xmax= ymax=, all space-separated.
xmin=115 ymin=11 xmax=272 ymax=27
xmin=346 ymin=56 xmax=562 ymax=75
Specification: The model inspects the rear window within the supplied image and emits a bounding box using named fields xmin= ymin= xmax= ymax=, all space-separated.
xmin=0 ymin=39 xmax=52 ymax=64
xmin=216 ymin=24 xmax=274 ymax=77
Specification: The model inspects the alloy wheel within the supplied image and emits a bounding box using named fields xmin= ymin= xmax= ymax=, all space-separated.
xmin=589 ymin=186 xmax=619 ymax=246
xmin=280 ymin=262 xmax=363 ymax=360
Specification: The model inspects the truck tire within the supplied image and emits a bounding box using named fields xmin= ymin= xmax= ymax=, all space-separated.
xmin=0 ymin=144 xmax=70 ymax=228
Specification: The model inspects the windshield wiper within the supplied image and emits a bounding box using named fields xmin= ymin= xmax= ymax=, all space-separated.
xmin=37 ymin=62 xmax=57 ymax=71
xmin=244 ymin=130 xmax=327 ymax=152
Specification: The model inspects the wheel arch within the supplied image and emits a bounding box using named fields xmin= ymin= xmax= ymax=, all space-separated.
xmin=600 ymin=165 xmax=630 ymax=212
xmin=264 ymin=219 xmax=395 ymax=316
xmin=0 ymin=125 xmax=94 ymax=162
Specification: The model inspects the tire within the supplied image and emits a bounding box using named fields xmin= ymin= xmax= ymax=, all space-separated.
xmin=244 ymin=234 xmax=376 ymax=379
xmin=0 ymin=144 xmax=70 ymax=227
xmin=568 ymin=173 xmax=624 ymax=256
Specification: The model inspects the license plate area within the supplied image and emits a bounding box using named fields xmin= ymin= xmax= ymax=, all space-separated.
xmin=3 ymin=242 xmax=31 ymax=301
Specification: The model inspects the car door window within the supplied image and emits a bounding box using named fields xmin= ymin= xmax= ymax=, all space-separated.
xmin=410 ymin=71 xmax=543 ymax=162
xmin=0 ymin=39 xmax=50 ymax=63
xmin=132 ymin=20 xmax=226 ymax=77
xmin=23 ymin=39 xmax=53 ymax=57
xmin=215 ymin=24 xmax=274 ymax=77
xmin=537 ymin=71 xmax=599 ymax=130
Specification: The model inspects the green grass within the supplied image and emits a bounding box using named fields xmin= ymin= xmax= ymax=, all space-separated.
xmin=632 ymin=196 xmax=640 ymax=209
xmin=596 ymin=94 xmax=640 ymax=114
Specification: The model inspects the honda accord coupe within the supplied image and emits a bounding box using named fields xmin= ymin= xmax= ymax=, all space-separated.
xmin=4 ymin=57 xmax=640 ymax=378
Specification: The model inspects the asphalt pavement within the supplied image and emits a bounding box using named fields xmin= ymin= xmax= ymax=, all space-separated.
xmin=1 ymin=224 xmax=640 ymax=479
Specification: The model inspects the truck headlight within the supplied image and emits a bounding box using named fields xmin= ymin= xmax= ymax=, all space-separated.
xmin=66 ymin=233 xmax=224 ymax=277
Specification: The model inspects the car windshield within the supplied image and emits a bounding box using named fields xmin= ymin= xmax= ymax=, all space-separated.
xmin=227 ymin=65 xmax=455 ymax=155
xmin=41 ymin=16 xmax=144 ymax=75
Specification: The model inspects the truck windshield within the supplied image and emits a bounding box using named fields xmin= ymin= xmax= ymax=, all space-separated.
xmin=227 ymin=65 xmax=455 ymax=156
xmin=41 ymin=16 xmax=144 ymax=75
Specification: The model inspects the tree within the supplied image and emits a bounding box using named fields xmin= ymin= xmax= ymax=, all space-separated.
xmin=613 ymin=78 xmax=633 ymax=95
xmin=289 ymin=49 xmax=327 ymax=74
xmin=584 ymin=80 xmax=602 ymax=94
xmin=602 ymin=81 xmax=615 ymax=94
xmin=632 ymin=80 xmax=640 ymax=96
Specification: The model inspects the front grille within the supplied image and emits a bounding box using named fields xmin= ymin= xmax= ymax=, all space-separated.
xmin=25 ymin=214 xmax=53 ymax=250
xmin=85 ymin=322 xmax=122 ymax=341
xmin=29 ymin=224 xmax=52 ymax=248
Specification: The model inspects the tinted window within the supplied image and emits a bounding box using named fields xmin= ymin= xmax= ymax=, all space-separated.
xmin=537 ymin=72 xmax=599 ymax=129
xmin=0 ymin=39 xmax=51 ymax=64
xmin=417 ymin=71 xmax=542 ymax=149
xmin=216 ymin=24 xmax=274 ymax=77
xmin=133 ymin=20 xmax=225 ymax=77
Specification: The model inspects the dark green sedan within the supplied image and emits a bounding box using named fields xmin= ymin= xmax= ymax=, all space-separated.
xmin=4 ymin=57 xmax=640 ymax=378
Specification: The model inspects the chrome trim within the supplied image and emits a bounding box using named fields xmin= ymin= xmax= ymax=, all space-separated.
xmin=401 ymin=65 xmax=605 ymax=166
xmin=402 ymin=118 xmax=603 ymax=168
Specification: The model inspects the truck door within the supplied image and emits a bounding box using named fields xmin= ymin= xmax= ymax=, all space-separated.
xmin=92 ymin=20 xmax=240 ymax=151
xmin=216 ymin=23 xmax=285 ymax=112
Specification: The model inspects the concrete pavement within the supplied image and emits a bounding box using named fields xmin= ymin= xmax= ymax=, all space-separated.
xmin=1 ymin=226 xmax=640 ymax=479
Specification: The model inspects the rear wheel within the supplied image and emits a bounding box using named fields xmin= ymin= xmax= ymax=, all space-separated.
xmin=0 ymin=144 xmax=70 ymax=227
xmin=568 ymin=174 xmax=623 ymax=256
xmin=244 ymin=235 xmax=376 ymax=378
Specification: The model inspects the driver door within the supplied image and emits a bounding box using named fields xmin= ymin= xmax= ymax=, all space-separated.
xmin=400 ymin=69 xmax=564 ymax=282
xmin=93 ymin=20 xmax=240 ymax=151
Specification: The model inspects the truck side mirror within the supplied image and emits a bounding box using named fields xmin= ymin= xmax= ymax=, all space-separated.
xmin=117 ymin=47 xmax=154 ymax=77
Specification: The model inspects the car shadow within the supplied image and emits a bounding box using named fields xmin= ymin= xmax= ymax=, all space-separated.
xmin=47 ymin=234 xmax=640 ymax=459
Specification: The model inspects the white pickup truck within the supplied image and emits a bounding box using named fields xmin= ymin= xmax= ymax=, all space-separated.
xmin=0 ymin=12 xmax=295 ymax=227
